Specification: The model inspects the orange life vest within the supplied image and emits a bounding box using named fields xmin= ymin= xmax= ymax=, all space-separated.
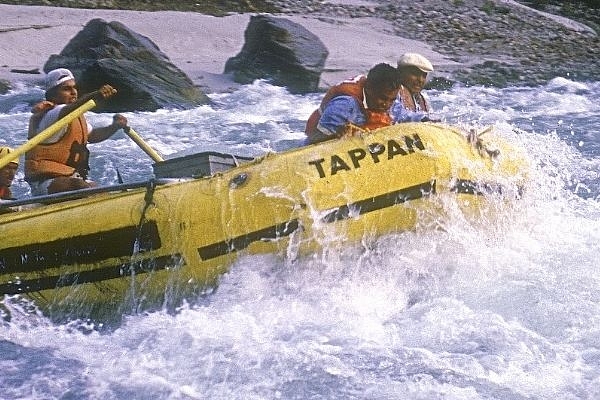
xmin=0 ymin=186 xmax=11 ymax=200
xmin=397 ymin=85 xmax=430 ymax=112
xmin=25 ymin=103 xmax=90 ymax=182
xmin=305 ymin=76 xmax=392 ymax=141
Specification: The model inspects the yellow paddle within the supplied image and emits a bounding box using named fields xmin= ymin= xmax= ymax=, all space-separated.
xmin=0 ymin=99 xmax=97 ymax=170
xmin=0 ymin=95 xmax=163 ymax=169
xmin=123 ymin=126 xmax=164 ymax=163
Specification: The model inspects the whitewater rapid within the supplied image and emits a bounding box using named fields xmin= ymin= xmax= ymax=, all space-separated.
xmin=1 ymin=78 xmax=599 ymax=399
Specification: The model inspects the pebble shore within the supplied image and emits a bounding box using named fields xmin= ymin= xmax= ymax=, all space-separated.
xmin=0 ymin=0 xmax=598 ymax=88
xmin=269 ymin=0 xmax=600 ymax=87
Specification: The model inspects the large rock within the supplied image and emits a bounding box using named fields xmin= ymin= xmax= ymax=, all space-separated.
xmin=0 ymin=79 xmax=10 ymax=95
xmin=224 ymin=15 xmax=328 ymax=94
xmin=44 ymin=18 xmax=209 ymax=112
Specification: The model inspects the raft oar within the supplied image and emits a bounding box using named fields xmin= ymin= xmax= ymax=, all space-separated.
xmin=123 ymin=126 xmax=164 ymax=163
xmin=0 ymin=99 xmax=97 ymax=170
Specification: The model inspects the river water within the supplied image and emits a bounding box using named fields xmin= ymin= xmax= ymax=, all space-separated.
xmin=0 ymin=77 xmax=599 ymax=399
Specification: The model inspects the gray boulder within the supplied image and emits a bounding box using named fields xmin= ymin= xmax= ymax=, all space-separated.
xmin=224 ymin=15 xmax=328 ymax=94
xmin=44 ymin=18 xmax=209 ymax=112
xmin=0 ymin=79 xmax=9 ymax=95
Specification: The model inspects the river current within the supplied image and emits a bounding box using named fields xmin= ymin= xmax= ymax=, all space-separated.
xmin=0 ymin=77 xmax=599 ymax=399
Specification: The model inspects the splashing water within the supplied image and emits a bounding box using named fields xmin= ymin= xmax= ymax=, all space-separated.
xmin=1 ymin=78 xmax=599 ymax=399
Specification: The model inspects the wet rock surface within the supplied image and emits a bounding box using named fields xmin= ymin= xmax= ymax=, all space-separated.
xmin=224 ymin=15 xmax=329 ymax=94
xmin=44 ymin=18 xmax=210 ymax=112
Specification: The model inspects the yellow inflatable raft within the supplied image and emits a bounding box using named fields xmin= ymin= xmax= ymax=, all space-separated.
xmin=0 ymin=123 xmax=528 ymax=320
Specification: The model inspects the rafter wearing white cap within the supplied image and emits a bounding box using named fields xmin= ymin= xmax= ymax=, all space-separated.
xmin=392 ymin=53 xmax=437 ymax=123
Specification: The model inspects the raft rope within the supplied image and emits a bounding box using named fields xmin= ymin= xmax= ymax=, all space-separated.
xmin=132 ymin=178 xmax=157 ymax=254
xmin=467 ymin=127 xmax=500 ymax=159
xmin=127 ymin=178 xmax=157 ymax=312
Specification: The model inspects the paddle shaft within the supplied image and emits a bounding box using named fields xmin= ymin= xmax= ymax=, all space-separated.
xmin=0 ymin=97 xmax=163 ymax=169
xmin=124 ymin=126 xmax=164 ymax=162
xmin=0 ymin=99 xmax=97 ymax=170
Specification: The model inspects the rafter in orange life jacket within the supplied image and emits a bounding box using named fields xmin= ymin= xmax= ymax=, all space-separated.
xmin=397 ymin=85 xmax=430 ymax=112
xmin=305 ymin=75 xmax=393 ymax=140
xmin=25 ymin=101 xmax=91 ymax=182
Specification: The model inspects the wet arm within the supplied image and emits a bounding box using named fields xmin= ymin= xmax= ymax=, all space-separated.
xmin=391 ymin=98 xmax=427 ymax=123
xmin=57 ymin=85 xmax=118 ymax=120
xmin=88 ymin=114 xmax=128 ymax=143
xmin=314 ymin=96 xmax=365 ymax=142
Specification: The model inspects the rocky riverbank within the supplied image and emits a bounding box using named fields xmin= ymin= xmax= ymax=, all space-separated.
xmin=267 ymin=0 xmax=600 ymax=87
xmin=0 ymin=0 xmax=598 ymax=88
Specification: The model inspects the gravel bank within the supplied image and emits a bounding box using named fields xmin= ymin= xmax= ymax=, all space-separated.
xmin=268 ymin=0 xmax=600 ymax=87
xmin=0 ymin=0 xmax=598 ymax=88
